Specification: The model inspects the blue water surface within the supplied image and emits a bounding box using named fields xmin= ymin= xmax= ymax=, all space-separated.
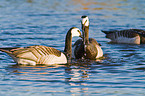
xmin=0 ymin=0 xmax=145 ymax=96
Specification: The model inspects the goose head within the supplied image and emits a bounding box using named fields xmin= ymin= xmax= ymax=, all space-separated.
xmin=81 ymin=15 xmax=89 ymax=29
xmin=64 ymin=27 xmax=82 ymax=60
xmin=70 ymin=27 xmax=82 ymax=38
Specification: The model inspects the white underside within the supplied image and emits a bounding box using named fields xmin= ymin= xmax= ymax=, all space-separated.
xmin=13 ymin=53 xmax=67 ymax=65
xmin=95 ymin=45 xmax=103 ymax=59
xmin=111 ymin=36 xmax=140 ymax=44
xmin=16 ymin=59 xmax=36 ymax=65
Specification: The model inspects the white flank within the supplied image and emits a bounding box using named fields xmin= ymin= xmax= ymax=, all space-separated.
xmin=112 ymin=36 xmax=140 ymax=44
xmin=42 ymin=53 xmax=67 ymax=65
xmin=17 ymin=58 xmax=36 ymax=65
xmin=12 ymin=53 xmax=67 ymax=65
xmin=8 ymin=54 xmax=36 ymax=65
xmin=95 ymin=45 xmax=103 ymax=59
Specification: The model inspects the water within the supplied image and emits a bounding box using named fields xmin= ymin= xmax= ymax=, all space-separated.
xmin=0 ymin=0 xmax=145 ymax=96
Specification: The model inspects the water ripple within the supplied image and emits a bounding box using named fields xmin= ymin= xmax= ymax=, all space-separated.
xmin=0 ymin=0 xmax=145 ymax=96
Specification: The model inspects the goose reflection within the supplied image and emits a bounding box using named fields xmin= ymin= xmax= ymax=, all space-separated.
xmin=71 ymin=0 xmax=120 ymax=10
xmin=4 ymin=60 xmax=104 ymax=95
xmin=64 ymin=65 xmax=89 ymax=82
xmin=3 ymin=58 xmax=120 ymax=95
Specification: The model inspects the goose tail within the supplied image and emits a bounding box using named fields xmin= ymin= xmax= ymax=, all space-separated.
xmin=101 ymin=30 xmax=109 ymax=34
xmin=0 ymin=47 xmax=18 ymax=59
xmin=101 ymin=30 xmax=115 ymax=39
xmin=0 ymin=48 xmax=16 ymax=62
xmin=101 ymin=30 xmax=114 ymax=34
xmin=0 ymin=48 xmax=12 ymax=54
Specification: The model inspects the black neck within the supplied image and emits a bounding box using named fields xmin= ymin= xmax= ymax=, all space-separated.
xmin=83 ymin=25 xmax=89 ymax=44
xmin=64 ymin=29 xmax=72 ymax=60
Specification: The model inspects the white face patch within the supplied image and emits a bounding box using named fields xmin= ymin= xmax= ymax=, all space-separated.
xmin=82 ymin=16 xmax=89 ymax=26
xmin=71 ymin=28 xmax=81 ymax=37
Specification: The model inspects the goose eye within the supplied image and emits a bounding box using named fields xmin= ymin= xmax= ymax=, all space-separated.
xmin=77 ymin=30 xmax=81 ymax=34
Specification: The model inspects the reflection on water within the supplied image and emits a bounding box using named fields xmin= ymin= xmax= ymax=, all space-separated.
xmin=71 ymin=0 xmax=120 ymax=10
xmin=3 ymin=62 xmax=91 ymax=95
xmin=6 ymin=61 xmax=92 ymax=82
xmin=27 ymin=0 xmax=33 ymax=3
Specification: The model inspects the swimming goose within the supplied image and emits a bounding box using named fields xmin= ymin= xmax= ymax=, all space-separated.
xmin=0 ymin=27 xmax=82 ymax=65
xmin=102 ymin=29 xmax=145 ymax=44
xmin=73 ymin=16 xmax=103 ymax=60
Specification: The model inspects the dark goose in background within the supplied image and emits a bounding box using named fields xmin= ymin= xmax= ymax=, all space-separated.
xmin=102 ymin=29 xmax=145 ymax=44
